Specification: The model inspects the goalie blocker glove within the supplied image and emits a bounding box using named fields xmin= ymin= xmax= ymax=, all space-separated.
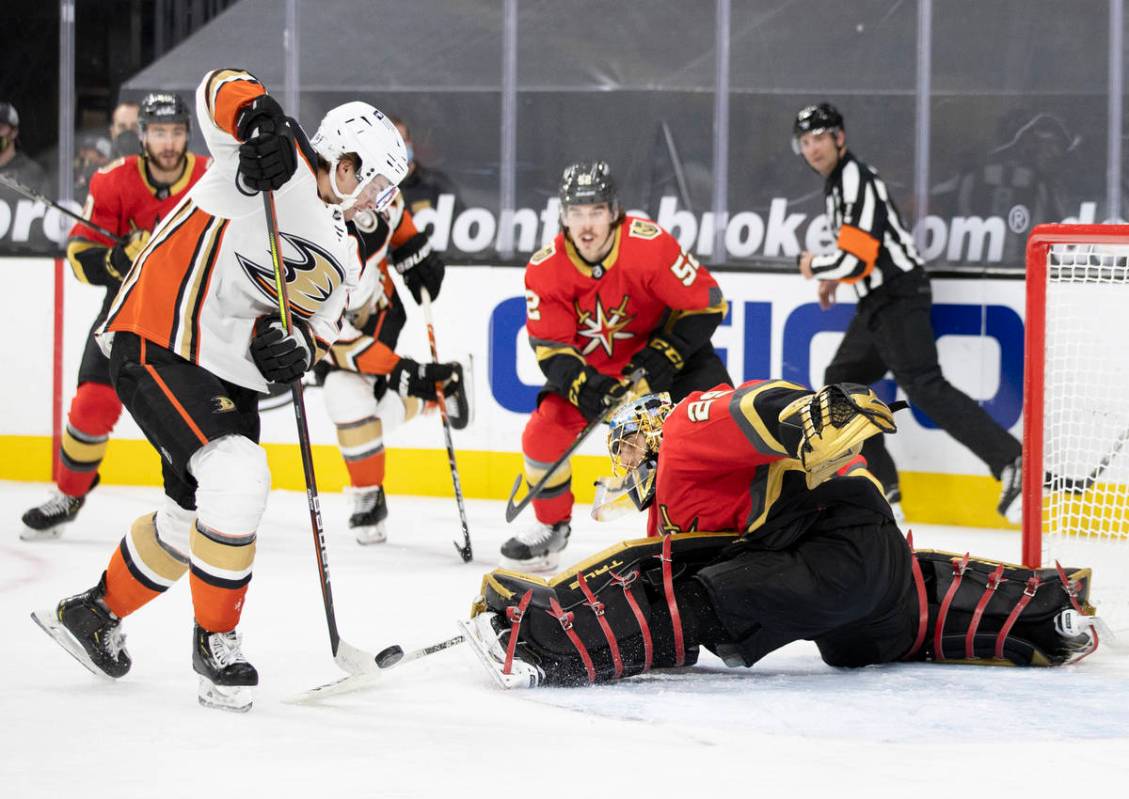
xmin=623 ymin=335 xmax=686 ymax=394
xmin=249 ymin=316 xmax=312 ymax=384
xmin=568 ymin=368 xmax=629 ymax=421
xmin=235 ymin=95 xmax=298 ymax=193
xmin=390 ymin=231 xmax=446 ymax=305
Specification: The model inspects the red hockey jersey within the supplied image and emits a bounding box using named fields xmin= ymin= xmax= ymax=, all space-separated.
xmin=525 ymin=215 xmax=725 ymax=379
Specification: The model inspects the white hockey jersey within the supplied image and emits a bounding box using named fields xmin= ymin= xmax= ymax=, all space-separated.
xmin=99 ymin=69 xmax=362 ymax=393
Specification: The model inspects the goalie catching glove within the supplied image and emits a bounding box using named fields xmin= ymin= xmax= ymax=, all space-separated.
xmin=390 ymin=231 xmax=445 ymax=305
xmin=249 ymin=315 xmax=312 ymax=384
xmin=780 ymin=383 xmax=906 ymax=488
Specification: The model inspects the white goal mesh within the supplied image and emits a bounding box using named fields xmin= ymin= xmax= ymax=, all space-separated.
xmin=1035 ymin=236 xmax=1129 ymax=624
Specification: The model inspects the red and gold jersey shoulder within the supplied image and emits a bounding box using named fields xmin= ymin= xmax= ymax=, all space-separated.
xmin=73 ymin=153 xmax=209 ymax=244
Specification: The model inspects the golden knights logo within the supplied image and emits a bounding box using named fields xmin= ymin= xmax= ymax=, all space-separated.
xmin=236 ymin=233 xmax=346 ymax=320
xmin=574 ymin=294 xmax=635 ymax=357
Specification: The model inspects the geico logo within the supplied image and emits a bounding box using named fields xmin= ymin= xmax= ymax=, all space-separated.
xmin=411 ymin=194 xmax=1111 ymax=264
xmin=487 ymin=295 xmax=1024 ymax=431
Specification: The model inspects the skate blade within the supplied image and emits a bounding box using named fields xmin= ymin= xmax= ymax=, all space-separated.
xmin=20 ymin=525 xmax=65 ymax=542
xmin=197 ymin=676 xmax=253 ymax=713
xmin=30 ymin=609 xmax=114 ymax=681
xmin=354 ymin=522 xmax=388 ymax=545
xmin=499 ymin=552 xmax=560 ymax=573
xmin=456 ymin=618 xmax=537 ymax=690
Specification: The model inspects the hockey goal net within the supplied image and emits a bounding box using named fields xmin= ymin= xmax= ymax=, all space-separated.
xmin=1024 ymin=224 xmax=1129 ymax=624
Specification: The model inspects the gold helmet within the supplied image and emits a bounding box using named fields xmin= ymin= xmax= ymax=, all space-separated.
xmin=606 ymin=392 xmax=674 ymax=478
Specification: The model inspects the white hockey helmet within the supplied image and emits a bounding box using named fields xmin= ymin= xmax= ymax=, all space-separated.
xmin=311 ymin=101 xmax=409 ymax=212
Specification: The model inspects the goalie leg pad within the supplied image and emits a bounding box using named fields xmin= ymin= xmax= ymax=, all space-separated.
xmin=909 ymin=549 xmax=1097 ymax=666
xmin=472 ymin=532 xmax=737 ymax=686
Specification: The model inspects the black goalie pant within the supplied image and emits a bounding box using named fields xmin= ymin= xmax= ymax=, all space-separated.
xmin=694 ymin=513 xmax=918 ymax=668
xmin=823 ymin=269 xmax=1021 ymax=491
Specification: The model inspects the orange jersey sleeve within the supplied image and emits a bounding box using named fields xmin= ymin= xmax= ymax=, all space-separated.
xmin=203 ymin=69 xmax=265 ymax=138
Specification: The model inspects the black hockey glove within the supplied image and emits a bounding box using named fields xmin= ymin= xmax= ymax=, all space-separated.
xmin=236 ymin=95 xmax=297 ymax=192
xmin=390 ymin=231 xmax=446 ymax=304
xmin=389 ymin=357 xmax=457 ymax=400
xmin=568 ymin=368 xmax=629 ymax=421
xmin=623 ymin=336 xmax=685 ymax=394
xmin=106 ymin=229 xmax=151 ymax=284
xmin=250 ymin=316 xmax=312 ymax=384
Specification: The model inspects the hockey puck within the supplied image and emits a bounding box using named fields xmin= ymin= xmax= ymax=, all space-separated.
xmin=376 ymin=645 xmax=404 ymax=668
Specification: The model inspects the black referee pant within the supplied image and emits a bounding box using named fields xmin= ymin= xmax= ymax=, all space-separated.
xmin=823 ymin=269 xmax=1021 ymax=492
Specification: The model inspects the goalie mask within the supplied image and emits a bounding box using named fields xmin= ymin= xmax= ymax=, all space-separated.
xmin=311 ymin=102 xmax=409 ymax=212
xmin=592 ymin=393 xmax=673 ymax=519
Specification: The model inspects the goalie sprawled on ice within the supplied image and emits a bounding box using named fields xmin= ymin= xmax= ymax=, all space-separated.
xmin=462 ymin=380 xmax=1104 ymax=688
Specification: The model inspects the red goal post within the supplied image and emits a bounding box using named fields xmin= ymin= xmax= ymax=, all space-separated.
xmin=1023 ymin=223 xmax=1129 ymax=571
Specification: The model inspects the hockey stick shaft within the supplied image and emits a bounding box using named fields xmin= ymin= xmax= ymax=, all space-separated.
xmin=284 ymin=635 xmax=466 ymax=704
xmin=504 ymin=369 xmax=645 ymax=523
xmin=0 ymin=172 xmax=124 ymax=244
xmin=420 ymin=288 xmax=474 ymax=562
xmin=262 ymin=191 xmax=348 ymax=661
xmin=1059 ymin=423 xmax=1129 ymax=493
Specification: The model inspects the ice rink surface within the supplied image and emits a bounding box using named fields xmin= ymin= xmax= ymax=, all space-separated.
xmin=2 ymin=480 xmax=1127 ymax=797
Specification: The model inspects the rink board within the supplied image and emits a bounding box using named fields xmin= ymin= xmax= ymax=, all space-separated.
xmin=0 ymin=256 xmax=1027 ymax=528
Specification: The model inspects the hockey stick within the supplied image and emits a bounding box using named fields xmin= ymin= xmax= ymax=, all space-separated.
xmin=261 ymin=191 xmax=380 ymax=676
xmin=283 ymin=634 xmax=466 ymax=704
xmin=1055 ymin=423 xmax=1129 ymax=494
xmin=420 ymin=288 xmax=473 ymax=562
xmin=0 ymin=172 xmax=124 ymax=244
xmin=504 ymin=369 xmax=645 ymax=523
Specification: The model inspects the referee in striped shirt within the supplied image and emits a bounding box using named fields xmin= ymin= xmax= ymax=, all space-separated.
xmin=793 ymin=102 xmax=1022 ymax=525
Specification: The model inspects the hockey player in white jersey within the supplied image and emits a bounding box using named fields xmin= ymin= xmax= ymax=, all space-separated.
xmin=30 ymin=68 xmax=409 ymax=712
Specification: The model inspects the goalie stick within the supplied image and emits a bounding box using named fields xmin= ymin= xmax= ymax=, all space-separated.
xmin=504 ymin=369 xmax=644 ymax=523
xmin=420 ymin=288 xmax=473 ymax=562
xmin=262 ymin=191 xmax=382 ymax=677
xmin=0 ymin=172 xmax=124 ymax=244
xmin=284 ymin=634 xmax=466 ymax=704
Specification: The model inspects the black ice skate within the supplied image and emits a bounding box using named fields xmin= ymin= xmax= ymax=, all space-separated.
xmin=20 ymin=475 xmax=99 ymax=541
xmin=193 ymin=624 xmax=258 ymax=713
xmin=443 ymin=357 xmax=474 ymax=431
xmin=499 ymin=521 xmax=570 ymax=572
xmin=348 ymin=485 xmax=388 ymax=545
xmin=30 ymin=572 xmax=131 ymax=679
xmin=997 ymin=455 xmax=1023 ymax=524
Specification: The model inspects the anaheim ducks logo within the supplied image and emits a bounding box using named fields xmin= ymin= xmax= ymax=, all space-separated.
xmin=236 ymin=233 xmax=346 ymax=320
xmin=575 ymin=294 xmax=635 ymax=357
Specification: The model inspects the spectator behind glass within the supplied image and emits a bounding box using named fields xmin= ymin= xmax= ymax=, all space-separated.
xmin=74 ymin=132 xmax=113 ymax=200
xmin=0 ymin=100 xmax=48 ymax=194
xmin=391 ymin=115 xmax=462 ymax=215
xmin=109 ymin=100 xmax=141 ymax=159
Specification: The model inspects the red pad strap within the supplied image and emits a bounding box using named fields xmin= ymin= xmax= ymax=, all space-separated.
xmin=902 ymin=530 xmax=929 ymax=661
xmin=502 ymin=589 xmax=533 ymax=676
xmin=933 ymin=553 xmax=970 ymax=661
xmin=1054 ymin=561 xmax=1100 ymax=662
xmin=611 ymin=569 xmax=653 ymax=672
xmin=575 ymin=569 xmax=624 ymax=679
xmin=548 ymin=596 xmax=596 ymax=684
xmin=964 ymin=564 xmax=1006 ymax=659
xmin=994 ymin=573 xmax=1040 ymax=660
xmin=659 ymin=534 xmax=686 ymax=667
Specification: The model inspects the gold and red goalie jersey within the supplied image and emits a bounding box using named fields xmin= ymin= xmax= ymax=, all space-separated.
xmin=66 ymin=153 xmax=209 ymax=285
xmin=524 ymin=216 xmax=726 ymax=378
xmin=647 ymin=380 xmax=887 ymax=540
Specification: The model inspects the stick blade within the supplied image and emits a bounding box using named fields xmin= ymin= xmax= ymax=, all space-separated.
xmin=504 ymin=474 xmax=526 ymax=523
xmin=333 ymin=638 xmax=380 ymax=675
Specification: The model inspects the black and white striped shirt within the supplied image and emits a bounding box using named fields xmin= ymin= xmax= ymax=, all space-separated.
xmin=811 ymin=150 xmax=922 ymax=299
